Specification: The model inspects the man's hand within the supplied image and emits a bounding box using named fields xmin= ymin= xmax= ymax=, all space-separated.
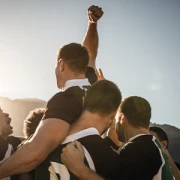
xmin=88 ymin=5 xmax=104 ymax=23
xmin=107 ymin=121 xmax=122 ymax=147
xmin=96 ymin=68 xmax=105 ymax=81
xmin=61 ymin=141 xmax=104 ymax=180
xmin=61 ymin=141 xmax=85 ymax=175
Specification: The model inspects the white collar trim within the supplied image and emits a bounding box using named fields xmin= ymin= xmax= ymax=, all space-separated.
xmin=128 ymin=134 xmax=147 ymax=142
xmin=62 ymin=128 xmax=99 ymax=144
xmin=64 ymin=78 xmax=90 ymax=91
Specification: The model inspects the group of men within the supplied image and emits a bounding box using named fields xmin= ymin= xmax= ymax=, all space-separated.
xmin=0 ymin=5 xmax=180 ymax=180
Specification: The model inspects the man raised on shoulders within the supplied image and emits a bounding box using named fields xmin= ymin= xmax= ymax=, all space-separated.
xmin=0 ymin=5 xmax=103 ymax=178
xmin=36 ymin=80 xmax=121 ymax=179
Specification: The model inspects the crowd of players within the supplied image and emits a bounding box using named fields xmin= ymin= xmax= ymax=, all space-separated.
xmin=0 ymin=5 xmax=180 ymax=180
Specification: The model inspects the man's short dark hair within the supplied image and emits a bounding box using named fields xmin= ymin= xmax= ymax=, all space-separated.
xmin=57 ymin=43 xmax=89 ymax=74
xmin=23 ymin=108 xmax=45 ymax=138
xmin=84 ymin=80 xmax=122 ymax=116
xmin=149 ymin=126 xmax=169 ymax=147
xmin=120 ymin=96 xmax=151 ymax=129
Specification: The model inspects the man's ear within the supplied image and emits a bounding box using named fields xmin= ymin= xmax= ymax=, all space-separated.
xmin=59 ymin=59 xmax=64 ymax=72
xmin=110 ymin=111 xmax=117 ymax=121
xmin=161 ymin=140 xmax=168 ymax=148
xmin=115 ymin=112 xmax=125 ymax=125
xmin=120 ymin=113 xmax=125 ymax=125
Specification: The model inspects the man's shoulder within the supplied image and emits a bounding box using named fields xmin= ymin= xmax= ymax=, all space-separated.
xmin=79 ymin=134 xmax=110 ymax=147
xmin=43 ymin=86 xmax=85 ymax=123
xmin=117 ymin=135 xmax=164 ymax=179
xmin=121 ymin=135 xmax=161 ymax=160
xmin=79 ymin=135 xmax=118 ymax=162
xmin=48 ymin=86 xmax=85 ymax=103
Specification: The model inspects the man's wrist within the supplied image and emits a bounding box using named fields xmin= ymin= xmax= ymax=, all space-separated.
xmin=88 ymin=21 xmax=97 ymax=25
xmin=72 ymin=163 xmax=89 ymax=178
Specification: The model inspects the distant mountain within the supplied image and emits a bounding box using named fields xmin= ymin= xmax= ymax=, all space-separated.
xmin=0 ymin=96 xmax=180 ymax=163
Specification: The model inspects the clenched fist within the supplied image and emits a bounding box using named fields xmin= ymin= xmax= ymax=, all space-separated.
xmin=88 ymin=5 xmax=104 ymax=23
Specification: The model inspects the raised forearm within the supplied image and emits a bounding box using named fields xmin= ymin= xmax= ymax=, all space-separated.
xmin=83 ymin=22 xmax=98 ymax=69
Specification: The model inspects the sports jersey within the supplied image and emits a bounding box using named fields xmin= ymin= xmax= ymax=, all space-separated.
xmin=35 ymin=128 xmax=119 ymax=180
xmin=42 ymin=79 xmax=90 ymax=124
xmin=42 ymin=67 xmax=96 ymax=124
xmin=116 ymin=135 xmax=174 ymax=180
xmin=103 ymin=136 xmax=119 ymax=150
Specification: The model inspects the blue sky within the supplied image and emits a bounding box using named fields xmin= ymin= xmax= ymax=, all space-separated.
xmin=0 ymin=0 xmax=180 ymax=127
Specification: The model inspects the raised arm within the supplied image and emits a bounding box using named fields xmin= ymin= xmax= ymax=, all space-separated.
xmin=83 ymin=5 xmax=103 ymax=69
xmin=61 ymin=141 xmax=104 ymax=180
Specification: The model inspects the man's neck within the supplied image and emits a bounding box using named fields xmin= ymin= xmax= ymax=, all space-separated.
xmin=68 ymin=111 xmax=104 ymax=136
xmin=58 ymin=73 xmax=86 ymax=89
xmin=125 ymin=127 xmax=150 ymax=142
xmin=65 ymin=73 xmax=86 ymax=82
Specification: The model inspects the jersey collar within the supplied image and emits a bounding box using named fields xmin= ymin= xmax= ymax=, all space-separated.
xmin=128 ymin=134 xmax=147 ymax=142
xmin=62 ymin=128 xmax=99 ymax=144
xmin=64 ymin=78 xmax=90 ymax=91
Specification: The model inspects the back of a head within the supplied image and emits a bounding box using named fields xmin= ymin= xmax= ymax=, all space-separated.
xmin=120 ymin=96 xmax=151 ymax=129
xmin=84 ymin=80 xmax=122 ymax=116
xmin=57 ymin=43 xmax=89 ymax=74
xmin=149 ymin=126 xmax=169 ymax=147
xmin=24 ymin=108 xmax=45 ymax=138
